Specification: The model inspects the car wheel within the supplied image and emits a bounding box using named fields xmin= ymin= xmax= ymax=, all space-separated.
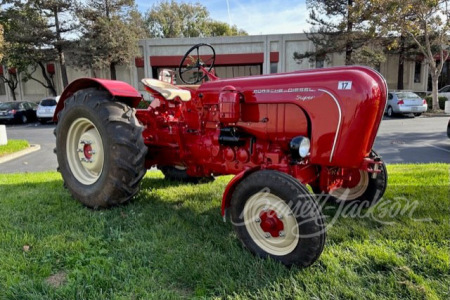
xmin=386 ymin=106 xmax=394 ymax=118
xmin=21 ymin=115 xmax=28 ymax=124
xmin=54 ymin=88 xmax=147 ymax=208
xmin=230 ymin=170 xmax=325 ymax=267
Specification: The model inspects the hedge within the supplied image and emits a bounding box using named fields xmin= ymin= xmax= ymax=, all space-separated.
xmin=425 ymin=96 xmax=448 ymax=110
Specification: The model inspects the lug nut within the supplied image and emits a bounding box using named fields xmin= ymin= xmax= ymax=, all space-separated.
xmin=255 ymin=217 xmax=261 ymax=223
xmin=279 ymin=231 xmax=285 ymax=237
xmin=265 ymin=233 xmax=271 ymax=238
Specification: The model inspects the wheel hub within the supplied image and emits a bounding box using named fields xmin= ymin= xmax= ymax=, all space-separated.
xmin=259 ymin=210 xmax=284 ymax=238
xmin=66 ymin=118 xmax=104 ymax=185
xmin=342 ymin=169 xmax=361 ymax=188
xmin=83 ymin=143 xmax=93 ymax=160
xmin=244 ymin=192 xmax=300 ymax=256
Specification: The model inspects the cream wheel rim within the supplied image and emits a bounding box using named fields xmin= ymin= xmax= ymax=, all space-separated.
xmin=243 ymin=192 xmax=299 ymax=256
xmin=330 ymin=170 xmax=369 ymax=201
xmin=66 ymin=117 xmax=104 ymax=185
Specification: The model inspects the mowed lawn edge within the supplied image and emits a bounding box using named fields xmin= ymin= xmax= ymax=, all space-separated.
xmin=0 ymin=139 xmax=29 ymax=157
xmin=0 ymin=164 xmax=448 ymax=299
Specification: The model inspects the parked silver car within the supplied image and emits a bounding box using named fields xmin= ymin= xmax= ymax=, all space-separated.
xmin=385 ymin=91 xmax=428 ymax=117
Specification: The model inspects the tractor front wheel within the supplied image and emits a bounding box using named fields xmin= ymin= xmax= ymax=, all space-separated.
xmin=314 ymin=151 xmax=387 ymax=207
xmin=230 ymin=170 xmax=325 ymax=267
xmin=54 ymin=88 xmax=147 ymax=208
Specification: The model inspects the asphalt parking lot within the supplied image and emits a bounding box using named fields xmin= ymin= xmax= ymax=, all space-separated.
xmin=0 ymin=115 xmax=449 ymax=174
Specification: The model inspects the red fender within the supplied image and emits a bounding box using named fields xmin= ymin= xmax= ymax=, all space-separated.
xmin=221 ymin=167 xmax=260 ymax=219
xmin=53 ymin=78 xmax=142 ymax=121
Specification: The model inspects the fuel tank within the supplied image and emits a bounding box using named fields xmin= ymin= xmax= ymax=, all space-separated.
xmin=197 ymin=66 xmax=387 ymax=168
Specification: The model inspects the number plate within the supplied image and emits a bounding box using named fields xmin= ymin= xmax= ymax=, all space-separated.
xmin=338 ymin=81 xmax=352 ymax=90
xmin=412 ymin=107 xmax=418 ymax=111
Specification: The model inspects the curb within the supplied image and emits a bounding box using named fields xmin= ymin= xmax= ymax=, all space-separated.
xmin=0 ymin=144 xmax=41 ymax=164
xmin=423 ymin=114 xmax=450 ymax=118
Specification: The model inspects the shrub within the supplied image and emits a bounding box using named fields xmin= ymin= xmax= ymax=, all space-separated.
xmin=425 ymin=96 xmax=447 ymax=110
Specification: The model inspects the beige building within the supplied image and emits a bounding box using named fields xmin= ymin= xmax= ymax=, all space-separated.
xmin=0 ymin=33 xmax=432 ymax=102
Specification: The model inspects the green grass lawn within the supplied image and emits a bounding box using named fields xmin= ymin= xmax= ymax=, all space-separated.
xmin=0 ymin=164 xmax=448 ymax=299
xmin=0 ymin=139 xmax=29 ymax=157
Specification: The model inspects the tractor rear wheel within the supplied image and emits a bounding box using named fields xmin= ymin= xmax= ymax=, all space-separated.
xmin=54 ymin=88 xmax=147 ymax=208
xmin=230 ymin=170 xmax=325 ymax=267
xmin=160 ymin=166 xmax=214 ymax=184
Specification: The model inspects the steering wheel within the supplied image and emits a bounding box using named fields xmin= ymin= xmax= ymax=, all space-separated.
xmin=179 ymin=43 xmax=216 ymax=84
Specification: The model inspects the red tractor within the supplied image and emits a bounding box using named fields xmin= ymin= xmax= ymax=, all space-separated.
xmin=54 ymin=44 xmax=387 ymax=267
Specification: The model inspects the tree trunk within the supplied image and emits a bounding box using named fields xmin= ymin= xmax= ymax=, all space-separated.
xmin=446 ymin=61 xmax=450 ymax=85
xmin=10 ymin=87 xmax=17 ymax=101
xmin=5 ymin=74 xmax=18 ymax=101
xmin=431 ymin=74 xmax=440 ymax=111
xmin=54 ymin=8 xmax=69 ymax=88
xmin=110 ymin=62 xmax=117 ymax=80
xmin=38 ymin=62 xmax=57 ymax=96
xmin=58 ymin=51 xmax=69 ymax=88
xmin=397 ymin=35 xmax=405 ymax=90
xmin=345 ymin=0 xmax=354 ymax=65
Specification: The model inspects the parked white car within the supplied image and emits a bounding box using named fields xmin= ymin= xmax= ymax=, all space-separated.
xmin=37 ymin=96 xmax=60 ymax=124
xmin=438 ymin=85 xmax=450 ymax=101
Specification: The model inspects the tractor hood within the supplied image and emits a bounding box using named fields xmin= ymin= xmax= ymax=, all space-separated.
xmin=197 ymin=66 xmax=388 ymax=168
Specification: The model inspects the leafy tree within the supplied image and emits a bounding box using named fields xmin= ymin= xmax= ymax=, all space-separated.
xmin=145 ymin=0 xmax=247 ymax=38
xmin=75 ymin=0 xmax=146 ymax=80
xmin=295 ymin=0 xmax=384 ymax=66
xmin=31 ymin=0 xmax=79 ymax=88
xmin=0 ymin=0 xmax=78 ymax=95
xmin=206 ymin=20 xmax=247 ymax=37
xmin=372 ymin=0 xmax=449 ymax=111
xmin=0 ymin=1 xmax=58 ymax=96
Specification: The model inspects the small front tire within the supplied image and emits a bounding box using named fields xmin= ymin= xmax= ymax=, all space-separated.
xmin=230 ymin=170 xmax=325 ymax=267
xmin=314 ymin=151 xmax=388 ymax=207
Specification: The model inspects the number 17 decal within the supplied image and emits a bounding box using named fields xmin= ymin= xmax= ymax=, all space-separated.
xmin=338 ymin=81 xmax=352 ymax=90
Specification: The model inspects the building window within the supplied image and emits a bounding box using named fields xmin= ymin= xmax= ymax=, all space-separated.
xmin=414 ymin=61 xmax=422 ymax=83
xmin=315 ymin=58 xmax=324 ymax=69
xmin=270 ymin=63 xmax=278 ymax=74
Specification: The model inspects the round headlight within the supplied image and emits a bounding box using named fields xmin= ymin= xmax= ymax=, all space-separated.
xmin=289 ymin=136 xmax=311 ymax=159
xmin=299 ymin=137 xmax=310 ymax=158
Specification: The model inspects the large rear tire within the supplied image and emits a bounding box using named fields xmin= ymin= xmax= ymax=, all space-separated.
xmin=54 ymin=88 xmax=147 ymax=208
xmin=230 ymin=170 xmax=325 ymax=267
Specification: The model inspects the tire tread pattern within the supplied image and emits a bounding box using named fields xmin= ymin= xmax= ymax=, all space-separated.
xmin=54 ymin=88 xmax=147 ymax=208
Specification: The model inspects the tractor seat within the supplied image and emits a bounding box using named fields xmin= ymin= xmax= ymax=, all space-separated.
xmin=141 ymin=78 xmax=192 ymax=101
